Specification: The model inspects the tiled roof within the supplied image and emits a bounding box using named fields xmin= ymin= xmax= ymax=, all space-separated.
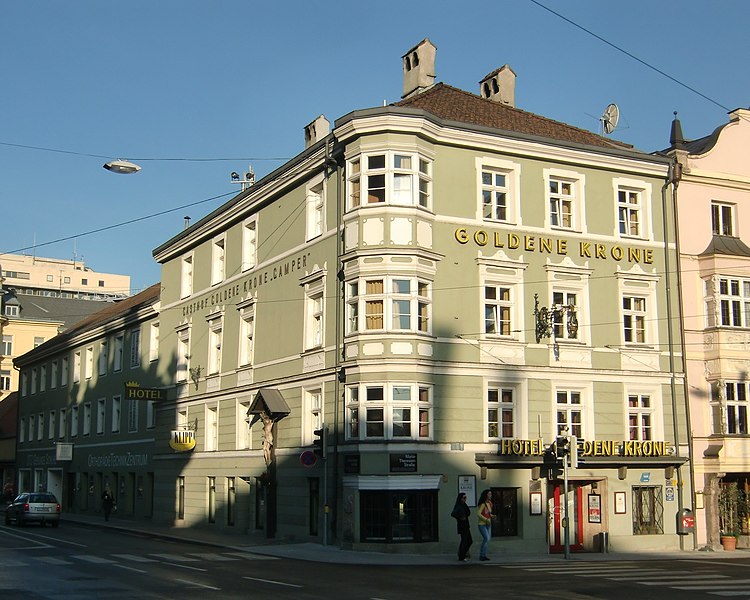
xmin=15 ymin=295 xmax=115 ymax=330
xmin=394 ymin=83 xmax=633 ymax=151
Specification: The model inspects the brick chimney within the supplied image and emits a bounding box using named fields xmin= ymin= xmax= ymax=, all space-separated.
xmin=479 ymin=65 xmax=516 ymax=107
xmin=402 ymin=39 xmax=436 ymax=99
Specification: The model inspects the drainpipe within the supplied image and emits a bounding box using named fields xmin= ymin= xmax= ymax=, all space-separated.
xmin=668 ymin=156 xmax=698 ymax=550
xmin=661 ymin=160 xmax=687 ymax=550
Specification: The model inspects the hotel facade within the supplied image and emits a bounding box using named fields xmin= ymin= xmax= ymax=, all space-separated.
xmin=16 ymin=40 xmax=693 ymax=555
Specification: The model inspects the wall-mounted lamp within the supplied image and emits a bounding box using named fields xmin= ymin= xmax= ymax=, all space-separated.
xmin=533 ymin=293 xmax=578 ymax=360
xmin=618 ymin=466 xmax=628 ymax=480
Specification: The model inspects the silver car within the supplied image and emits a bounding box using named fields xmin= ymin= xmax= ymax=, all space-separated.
xmin=5 ymin=492 xmax=61 ymax=527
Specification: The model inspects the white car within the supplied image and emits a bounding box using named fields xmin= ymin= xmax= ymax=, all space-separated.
xmin=5 ymin=492 xmax=61 ymax=527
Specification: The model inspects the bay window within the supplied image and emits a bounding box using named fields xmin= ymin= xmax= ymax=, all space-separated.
xmin=347 ymin=383 xmax=432 ymax=441
xmin=347 ymin=276 xmax=431 ymax=334
xmin=347 ymin=152 xmax=432 ymax=210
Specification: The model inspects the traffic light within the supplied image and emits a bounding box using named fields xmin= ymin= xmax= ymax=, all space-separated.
xmin=313 ymin=425 xmax=328 ymax=459
xmin=555 ymin=435 xmax=570 ymax=459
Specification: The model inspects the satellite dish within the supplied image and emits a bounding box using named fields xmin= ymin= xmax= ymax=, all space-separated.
xmin=601 ymin=103 xmax=620 ymax=135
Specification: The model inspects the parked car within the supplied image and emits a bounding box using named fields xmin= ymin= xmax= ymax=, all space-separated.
xmin=4 ymin=492 xmax=61 ymax=527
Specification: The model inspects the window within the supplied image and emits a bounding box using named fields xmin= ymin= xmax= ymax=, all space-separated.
xmin=83 ymin=402 xmax=91 ymax=436
xmin=0 ymin=370 xmax=10 ymax=391
xmin=28 ymin=415 xmax=34 ymax=441
xmin=31 ymin=368 xmax=37 ymax=394
xmin=206 ymin=405 xmax=218 ymax=451
xmin=50 ymin=360 xmax=58 ymax=389
xmin=617 ymin=188 xmax=642 ymax=237
xmin=97 ymin=398 xmax=106 ymax=434
xmin=37 ymin=413 xmax=44 ymax=440
xmin=128 ymin=399 xmax=139 ymax=432
xmin=71 ymin=405 xmax=79 ymax=437
xmin=98 ymin=340 xmax=108 ymax=376
xmin=113 ymin=334 xmax=124 ymax=372
xmin=490 ymin=488 xmax=519 ymax=537
xmin=2 ymin=335 xmax=13 ymax=356
xmin=347 ymin=383 xmax=432 ymax=440
xmin=4 ymin=305 xmax=19 ymax=317
xmin=180 ymin=254 xmax=193 ymax=299
xmin=306 ymin=179 xmax=325 ymax=240
xmin=628 ymin=394 xmax=653 ymax=440
xmin=39 ymin=365 xmax=46 ymax=392
xmin=21 ymin=372 xmax=27 ymax=396
xmin=149 ymin=322 xmax=159 ymax=362
xmin=61 ymin=356 xmax=68 ymax=387
xmin=632 ymin=486 xmax=664 ymax=535
xmin=98 ymin=280 xmax=105 ymax=287
xmin=85 ymin=347 xmax=93 ymax=380
xmin=360 ymin=490 xmax=437 ymax=543
xmin=556 ymin=390 xmax=582 ymax=438
xmin=130 ymin=327 xmax=141 ymax=368
xmin=549 ymin=178 xmax=574 ymax=228
xmin=552 ymin=291 xmax=578 ymax=340
xmin=484 ymin=285 xmax=513 ymax=336
xmin=46 ymin=274 xmax=54 ymax=282
xmin=239 ymin=307 xmax=255 ymax=367
xmin=347 ymin=152 xmax=432 ymax=210
xmin=48 ymin=411 xmax=56 ymax=439
xmin=716 ymin=381 xmax=750 ymax=435
xmin=623 ymin=296 xmax=647 ymax=343
xmin=242 ymin=219 xmax=257 ymax=271
xmin=112 ymin=396 xmax=121 ymax=433
xmin=207 ymin=318 xmax=223 ymax=375
xmin=59 ymin=408 xmax=67 ymax=438
xmin=19 ymin=418 xmax=25 ymax=443
xmin=211 ymin=236 xmax=225 ymax=285
xmin=33 ymin=336 xmax=45 ymax=348
xmin=305 ymin=388 xmax=323 ymax=445
xmin=487 ymin=386 xmax=515 ymax=439
xmin=347 ymin=276 xmax=431 ymax=334
xmin=237 ymin=401 xmax=251 ymax=450
xmin=712 ymin=202 xmax=735 ymax=236
xmin=63 ymin=276 xmax=70 ymax=284
xmin=707 ymin=277 xmax=750 ymax=328
xmin=304 ymin=285 xmax=324 ymax=350
xmin=481 ymin=166 xmax=513 ymax=222
xmin=176 ymin=328 xmax=190 ymax=383
xmin=82 ymin=278 xmax=88 ymax=285
xmin=146 ymin=401 xmax=155 ymax=429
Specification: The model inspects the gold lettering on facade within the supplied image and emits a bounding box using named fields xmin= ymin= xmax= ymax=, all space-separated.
xmin=474 ymin=230 xmax=488 ymax=246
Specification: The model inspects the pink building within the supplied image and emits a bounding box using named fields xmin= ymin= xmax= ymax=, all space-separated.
xmin=667 ymin=108 xmax=750 ymax=550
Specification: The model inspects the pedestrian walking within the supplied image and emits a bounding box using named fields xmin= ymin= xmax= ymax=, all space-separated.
xmin=476 ymin=489 xmax=493 ymax=561
xmin=102 ymin=485 xmax=116 ymax=522
xmin=451 ymin=492 xmax=473 ymax=561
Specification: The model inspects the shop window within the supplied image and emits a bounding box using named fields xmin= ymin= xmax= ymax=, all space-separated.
xmin=632 ymin=485 xmax=664 ymax=535
xmin=490 ymin=488 xmax=518 ymax=537
xmin=360 ymin=490 xmax=437 ymax=543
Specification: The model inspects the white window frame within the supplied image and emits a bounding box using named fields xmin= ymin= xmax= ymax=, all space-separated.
xmin=303 ymin=387 xmax=323 ymax=445
xmin=1 ymin=335 xmax=12 ymax=356
xmin=146 ymin=401 xmax=155 ymax=429
xmin=346 ymin=275 xmax=431 ymax=335
xmin=477 ymin=157 xmax=521 ymax=224
xmin=98 ymin=340 xmax=108 ymax=376
xmin=83 ymin=402 xmax=91 ymax=436
xmin=61 ymin=356 xmax=68 ymax=387
xmin=71 ymin=405 xmax=79 ymax=437
xmin=626 ymin=386 xmax=663 ymax=440
xmin=346 ymin=382 xmax=432 ymax=441
xmin=555 ymin=389 xmax=584 ymax=438
xmin=130 ymin=325 xmax=142 ymax=369
xmin=346 ymin=151 xmax=432 ymax=210
xmin=242 ymin=217 xmax=257 ymax=272
xmin=617 ymin=270 xmax=659 ymax=346
xmin=176 ymin=326 xmax=191 ymax=383
xmin=706 ymin=276 xmax=750 ymax=328
xmin=40 ymin=364 xmax=46 ymax=392
xmin=111 ymin=396 xmax=121 ymax=433
xmin=207 ymin=316 xmax=223 ymax=375
xmin=149 ymin=322 xmax=160 ymax=362
xmin=85 ymin=347 xmax=93 ymax=380
xmin=613 ymin=177 xmax=651 ymax=240
xmin=306 ymin=176 xmax=325 ymax=241
xmin=113 ymin=334 xmax=124 ymax=372
xmin=37 ymin=412 xmax=44 ymax=440
xmin=97 ymin=398 xmax=106 ymax=435
xmin=211 ymin=235 xmax=226 ymax=286
xmin=206 ymin=404 xmax=218 ymax=451
xmin=48 ymin=410 xmax=56 ymax=440
xmin=303 ymin=277 xmax=325 ymax=350
xmin=238 ymin=303 xmax=255 ymax=367
xmin=0 ymin=370 xmax=10 ymax=391
xmin=544 ymin=168 xmax=586 ymax=233
xmin=180 ymin=253 xmax=194 ymax=299
xmin=237 ymin=401 xmax=251 ymax=450
xmin=59 ymin=408 xmax=67 ymax=439
xmin=487 ymin=385 xmax=517 ymax=440
xmin=31 ymin=368 xmax=37 ymax=395
xmin=128 ymin=398 xmax=139 ymax=432
xmin=711 ymin=201 xmax=735 ymax=237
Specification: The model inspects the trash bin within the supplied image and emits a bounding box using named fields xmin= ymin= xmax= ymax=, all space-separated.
xmin=596 ymin=531 xmax=609 ymax=553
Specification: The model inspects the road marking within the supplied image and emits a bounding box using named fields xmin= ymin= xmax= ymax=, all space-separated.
xmin=150 ymin=553 xmax=200 ymax=562
xmin=638 ymin=575 xmax=729 ymax=585
xmin=16 ymin=531 xmax=87 ymax=548
xmin=675 ymin=582 xmax=750 ymax=589
xmin=73 ymin=554 xmax=116 ymax=564
xmin=188 ymin=552 xmax=240 ymax=561
xmin=223 ymin=552 xmax=279 ymax=560
xmin=175 ymin=579 xmax=221 ymax=591
xmin=163 ymin=562 xmax=207 ymax=572
xmin=35 ymin=556 xmax=73 ymax=565
xmin=708 ymin=592 xmax=750 ymax=597
xmin=243 ymin=576 xmax=302 ymax=588
xmin=113 ymin=564 xmax=147 ymax=574
xmin=111 ymin=553 xmax=158 ymax=563
xmin=0 ymin=559 xmax=28 ymax=567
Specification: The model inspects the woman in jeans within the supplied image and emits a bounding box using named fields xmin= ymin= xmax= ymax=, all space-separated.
xmin=476 ymin=489 xmax=493 ymax=561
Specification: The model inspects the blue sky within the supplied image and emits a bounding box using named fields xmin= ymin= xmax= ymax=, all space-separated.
xmin=2 ymin=1 xmax=748 ymax=294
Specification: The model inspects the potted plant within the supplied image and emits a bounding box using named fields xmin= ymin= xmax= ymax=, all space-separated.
xmin=719 ymin=484 xmax=739 ymax=551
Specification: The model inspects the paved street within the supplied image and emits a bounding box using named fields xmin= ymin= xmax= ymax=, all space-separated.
xmin=1 ymin=517 xmax=750 ymax=599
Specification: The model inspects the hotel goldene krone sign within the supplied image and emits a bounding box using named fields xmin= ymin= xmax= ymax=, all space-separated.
xmin=499 ymin=439 xmax=673 ymax=457
xmin=125 ymin=381 xmax=166 ymax=401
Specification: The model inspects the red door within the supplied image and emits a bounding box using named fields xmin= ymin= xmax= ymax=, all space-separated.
xmin=548 ymin=483 xmax=584 ymax=553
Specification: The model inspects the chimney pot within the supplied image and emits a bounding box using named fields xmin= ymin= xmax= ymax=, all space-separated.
xmin=479 ymin=64 xmax=516 ymax=108
xmin=304 ymin=115 xmax=330 ymax=149
xmin=402 ymin=39 xmax=436 ymax=99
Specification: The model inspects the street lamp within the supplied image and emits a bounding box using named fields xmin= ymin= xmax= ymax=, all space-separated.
xmin=103 ymin=159 xmax=141 ymax=174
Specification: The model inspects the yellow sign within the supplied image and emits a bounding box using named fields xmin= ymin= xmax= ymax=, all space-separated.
xmin=169 ymin=430 xmax=196 ymax=452
xmin=498 ymin=439 xmax=671 ymax=457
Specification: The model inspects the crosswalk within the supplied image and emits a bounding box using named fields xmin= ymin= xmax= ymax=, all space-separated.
xmin=501 ymin=562 xmax=750 ymax=597
xmin=0 ymin=550 xmax=278 ymax=569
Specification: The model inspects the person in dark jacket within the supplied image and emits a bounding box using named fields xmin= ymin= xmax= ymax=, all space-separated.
xmin=451 ymin=492 xmax=473 ymax=561
xmin=102 ymin=485 xmax=116 ymax=521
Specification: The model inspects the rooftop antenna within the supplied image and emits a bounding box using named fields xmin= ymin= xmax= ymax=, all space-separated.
xmin=600 ymin=103 xmax=620 ymax=135
xmin=231 ymin=166 xmax=255 ymax=191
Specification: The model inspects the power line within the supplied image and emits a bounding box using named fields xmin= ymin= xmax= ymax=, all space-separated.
xmin=528 ymin=0 xmax=732 ymax=113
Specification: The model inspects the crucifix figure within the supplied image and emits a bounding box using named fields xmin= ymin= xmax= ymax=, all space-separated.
xmin=259 ymin=409 xmax=274 ymax=467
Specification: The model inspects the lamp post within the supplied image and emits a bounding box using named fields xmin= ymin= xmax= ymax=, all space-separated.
xmin=103 ymin=159 xmax=141 ymax=174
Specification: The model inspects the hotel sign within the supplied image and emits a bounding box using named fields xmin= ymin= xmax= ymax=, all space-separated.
xmin=499 ymin=439 xmax=673 ymax=458
xmin=125 ymin=382 xmax=166 ymax=401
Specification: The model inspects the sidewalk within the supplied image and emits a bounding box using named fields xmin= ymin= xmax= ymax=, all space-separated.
xmin=56 ymin=511 xmax=747 ymax=566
